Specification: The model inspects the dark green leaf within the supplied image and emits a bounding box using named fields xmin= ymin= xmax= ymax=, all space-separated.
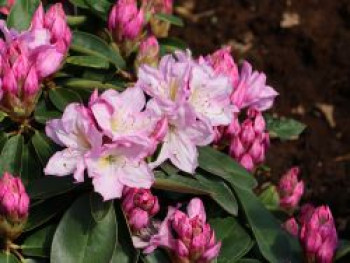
xmin=27 ymin=176 xmax=76 ymax=200
xmin=22 ymin=224 xmax=56 ymax=257
xmin=159 ymin=37 xmax=187 ymax=55
xmin=51 ymin=194 xmax=117 ymax=263
xmin=236 ymin=259 xmax=262 ymax=263
xmin=84 ymin=0 xmax=112 ymax=15
xmin=0 ymin=131 xmax=8 ymax=152
xmin=49 ymin=88 xmax=82 ymax=112
xmin=31 ymin=131 xmax=57 ymax=166
xmin=60 ymin=78 xmax=123 ymax=91
xmin=0 ymin=134 xmax=23 ymax=175
xmin=71 ymin=31 xmax=125 ymax=69
xmin=234 ymin=187 xmax=302 ymax=263
xmin=258 ymin=184 xmax=280 ymax=211
xmin=34 ymin=99 xmax=61 ymax=125
xmin=198 ymin=146 xmax=257 ymax=190
xmin=7 ymin=0 xmax=40 ymax=31
xmin=90 ymin=192 xmax=113 ymax=222
xmin=154 ymin=13 xmax=184 ymax=26
xmin=265 ymin=115 xmax=306 ymax=140
xmin=142 ymin=249 xmax=170 ymax=263
xmin=66 ymin=56 xmax=109 ymax=69
xmin=210 ymin=217 xmax=254 ymax=262
xmin=25 ymin=195 xmax=72 ymax=232
xmin=20 ymin=143 xmax=42 ymax=185
xmin=0 ymin=251 xmax=19 ymax=263
xmin=68 ymin=0 xmax=89 ymax=9
xmin=335 ymin=240 xmax=350 ymax=261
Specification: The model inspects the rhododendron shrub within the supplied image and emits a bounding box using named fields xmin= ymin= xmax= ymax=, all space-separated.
xmin=0 ymin=0 xmax=346 ymax=263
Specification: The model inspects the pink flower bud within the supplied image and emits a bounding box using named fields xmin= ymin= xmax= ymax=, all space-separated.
xmin=34 ymin=46 xmax=63 ymax=79
xmin=206 ymin=46 xmax=239 ymax=87
xmin=240 ymin=154 xmax=254 ymax=171
xmin=108 ymin=0 xmax=144 ymax=42
xmin=135 ymin=36 xmax=160 ymax=70
xmin=229 ymin=137 xmax=244 ymax=159
xmin=129 ymin=208 xmax=150 ymax=231
xmin=240 ymin=120 xmax=255 ymax=146
xmin=23 ymin=65 xmax=39 ymax=96
xmin=278 ymin=167 xmax=304 ymax=210
xmin=175 ymin=239 xmax=189 ymax=258
xmin=299 ymin=203 xmax=315 ymax=225
xmin=31 ymin=3 xmax=44 ymax=29
xmin=3 ymin=66 xmax=17 ymax=95
xmin=283 ymin=217 xmax=299 ymax=237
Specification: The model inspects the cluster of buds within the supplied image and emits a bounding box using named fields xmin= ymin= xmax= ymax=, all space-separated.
xmin=282 ymin=217 xmax=299 ymax=237
xmin=228 ymin=108 xmax=270 ymax=171
xmin=143 ymin=198 xmax=221 ymax=263
xmin=277 ymin=167 xmax=304 ymax=212
xmin=0 ymin=3 xmax=71 ymax=121
xmin=300 ymin=205 xmax=338 ymax=263
xmin=122 ymin=187 xmax=160 ymax=232
xmin=0 ymin=172 xmax=29 ymax=242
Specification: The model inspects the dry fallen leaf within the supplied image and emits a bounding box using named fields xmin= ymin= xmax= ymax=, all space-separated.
xmin=316 ymin=103 xmax=336 ymax=128
xmin=280 ymin=12 xmax=300 ymax=28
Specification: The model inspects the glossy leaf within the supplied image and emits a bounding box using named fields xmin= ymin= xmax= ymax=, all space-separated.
xmin=34 ymin=99 xmax=61 ymax=125
xmin=154 ymin=13 xmax=184 ymax=26
xmin=90 ymin=192 xmax=113 ymax=222
xmin=49 ymin=88 xmax=82 ymax=112
xmin=7 ymin=0 xmax=40 ymax=31
xmin=51 ymin=194 xmax=117 ymax=263
xmin=265 ymin=115 xmax=306 ymax=140
xmin=22 ymin=224 xmax=56 ymax=258
xmin=258 ymin=184 xmax=280 ymax=211
xmin=210 ymin=217 xmax=254 ymax=262
xmin=0 ymin=134 xmax=23 ymax=175
xmin=84 ymin=0 xmax=112 ymax=15
xmin=0 ymin=252 xmax=19 ymax=263
xmin=71 ymin=31 xmax=125 ymax=69
xmin=0 ymin=111 xmax=7 ymax=122
xmin=234 ymin=187 xmax=302 ymax=263
xmin=60 ymin=78 xmax=123 ymax=91
xmin=20 ymin=143 xmax=42 ymax=185
xmin=31 ymin=131 xmax=57 ymax=167
xmin=0 ymin=131 xmax=8 ymax=153
xmin=198 ymin=146 xmax=257 ymax=190
xmin=66 ymin=56 xmax=109 ymax=69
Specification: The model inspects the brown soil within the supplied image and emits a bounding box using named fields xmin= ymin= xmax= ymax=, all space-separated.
xmin=172 ymin=0 xmax=350 ymax=238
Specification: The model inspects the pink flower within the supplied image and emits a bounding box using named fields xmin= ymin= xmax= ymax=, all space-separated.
xmin=231 ymin=61 xmax=278 ymax=112
xmin=228 ymin=108 xmax=269 ymax=171
xmin=137 ymin=50 xmax=232 ymax=173
xmin=278 ymin=167 xmax=304 ymax=211
xmin=122 ymin=187 xmax=159 ymax=231
xmin=300 ymin=206 xmax=338 ymax=263
xmin=135 ymin=36 xmax=160 ymax=70
xmin=85 ymin=140 xmax=154 ymax=200
xmin=205 ymin=46 xmax=239 ymax=88
xmin=0 ymin=0 xmax=15 ymax=15
xmin=0 ymin=172 xmax=29 ymax=222
xmin=144 ymin=198 xmax=221 ymax=263
xmin=108 ymin=0 xmax=144 ymax=42
xmin=44 ymin=103 xmax=102 ymax=183
xmin=282 ymin=217 xmax=299 ymax=237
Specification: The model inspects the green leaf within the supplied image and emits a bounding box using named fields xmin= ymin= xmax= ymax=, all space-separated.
xmin=71 ymin=31 xmax=125 ymax=69
xmin=68 ymin=0 xmax=89 ymax=9
xmin=265 ymin=115 xmax=306 ymax=140
xmin=49 ymin=88 xmax=82 ymax=112
xmin=198 ymin=146 xmax=257 ymax=190
xmin=31 ymin=131 xmax=57 ymax=167
xmin=60 ymin=78 xmax=123 ymax=91
xmin=22 ymin=224 xmax=56 ymax=258
xmin=27 ymin=176 xmax=76 ymax=200
xmin=159 ymin=37 xmax=187 ymax=55
xmin=0 ymin=0 xmax=8 ymax=6
xmin=20 ymin=143 xmax=42 ymax=185
xmin=51 ymin=194 xmax=117 ymax=263
xmin=236 ymin=259 xmax=262 ymax=263
xmin=142 ymin=250 xmax=170 ymax=263
xmin=258 ymin=184 xmax=280 ymax=211
xmin=234 ymin=187 xmax=302 ymax=263
xmin=25 ymin=195 xmax=72 ymax=232
xmin=66 ymin=56 xmax=110 ymax=69
xmin=0 ymin=251 xmax=19 ymax=263
xmin=67 ymin=15 xmax=88 ymax=27
xmin=90 ymin=192 xmax=113 ymax=222
xmin=0 ymin=132 xmax=8 ymax=153
xmin=154 ymin=13 xmax=184 ymax=26
xmin=335 ymin=240 xmax=350 ymax=261
xmin=0 ymin=111 xmax=7 ymax=122
xmin=0 ymin=134 xmax=23 ymax=175
xmin=7 ymin=0 xmax=40 ymax=31
xmin=210 ymin=217 xmax=254 ymax=262
xmin=34 ymin=99 xmax=62 ymax=125
xmin=84 ymin=0 xmax=112 ymax=15
xmin=196 ymin=173 xmax=238 ymax=216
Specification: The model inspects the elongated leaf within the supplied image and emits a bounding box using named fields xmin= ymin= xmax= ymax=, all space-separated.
xmin=84 ymin=0 xmax=112 ymax=15
xmin=0 ymin=134 xmax=23 ymax=175
xmin=49 ymin=88 xmax=82 ymax=112
xmin=7 ymin=0 xmax=40 ymax=31
xmin=71 ymin=31 xmax=125 ymax=69
xmin=154 ymin=13 xmax=184 ymax=26
xmin=68 ymin=0 xmax=89 ymax=9
xmin=60 ymin=78 xmax=123 ymax=91
xmin=0 ymin=252 xmax=19 ymax=263
xmin=66 ymin=56 xmax=109 ymax=69
xmin=51 ymin=194 xmax=117 ymax=263
xmin=159 ymin=37 xmax=187 ymax=55
xmin=335 ymin=240 xmax=350 ymax=261
xmin=90 ymin=192 xmax=113 ymax=222
xmin=22 ymin=224 xmax=56 ymax=258
xmin=0 ymin=111 xmax=7 ymax=122
xmin=0 ymin=132 xmax=8 ymax=153
xmin=142 ymin=250 xmax=170 ymax=263
xmin=210 ymin=217 xmax=254 ymax=262
xmin=27 ymin=176 xmax=76 ymax=200
xmin=31 ymin=131 xmax=57 ymax=166
xmin=20 ymin=143 xmax=42 ymax=185
xmin=234 ymin=187 xmax=301 ymax=263
xmin=34 ymin=99 xmax=62 ymax=125
xmin=67 ymin=15 xmax=87 ymax=26
xmin=265 ymin=115 xmax=306 ymax=140
xmin=198 ymin=146 xmax=257 ymax=190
